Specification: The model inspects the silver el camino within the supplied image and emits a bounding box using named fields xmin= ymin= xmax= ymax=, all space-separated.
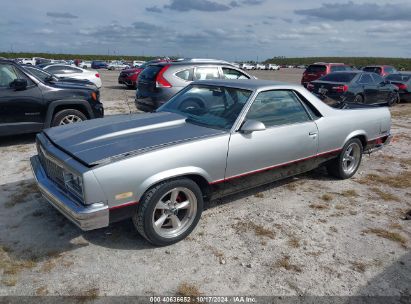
xmin=30 ymin=79 xmax=392 ymax=245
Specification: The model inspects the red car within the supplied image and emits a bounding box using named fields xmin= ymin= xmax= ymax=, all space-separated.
xmin=362 ymin=65 xmax=397 ymax=77
xmin=118 ymin=59 xmax=171 ymax=89
xmin=301 ymin=63 xmax=352 ymax=87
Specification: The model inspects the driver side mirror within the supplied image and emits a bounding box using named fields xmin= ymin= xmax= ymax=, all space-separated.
xmin=10 ymin=79 xmax=28 ymax=91
xmin=240 ymin=120 xmax=266 ymax=134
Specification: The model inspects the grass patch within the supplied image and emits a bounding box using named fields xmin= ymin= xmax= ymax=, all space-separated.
xmin=1 ymin=277 xmax=17 ymax=286
xmin=0 ymin=246 xmax=37 ymax=276
xmin=340 ymin=190 xmax=359 ymax=197
xmin=274 ymin=256 xmax=302 ymax=273
xmin=232 ymin=221 xmax=275 ymax=239
xmin=36 ymin=286 xmax=48 ymax=296
xmin=335 ymin=204 xmax=346 ymax=210
xmin=351 ymin=261 xmax=367 ymax=273
xmin=369 ymin=187 xmax=400 ymax=202
xmin=309 ymin=203 xmax=329 ymax=210
xmin=357 ymin=172 xmax=411 ymax=189
xmin=5 ymin=181 xmax=39 ymax=208
xmin=321 ymin=194 xmax=333 ymax=202
xmin=363 ymin=228 xmax=407 ymax=248
xmin=177 ymin=282 xmax=202 ymax=297
xmin=287 ymin=235 xmax=300 ymax=248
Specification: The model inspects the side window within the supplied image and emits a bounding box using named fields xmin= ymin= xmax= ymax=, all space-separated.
xmin=0 ymin=64 xmax=19 ymax=88
xmin=175 ymin=68 xmax=194 ymax=81
xmin=194 ymin=67 xmax=219 ymax=80
xmin=222 ymin=68 xmax=249 ymax=79
xmin=372 ymin=73 xmax=384 ymax=84
xmin=359 ymin=74 xmax=373 ymax=84
xmin=246 ymin=90 xmax=311 ymax=128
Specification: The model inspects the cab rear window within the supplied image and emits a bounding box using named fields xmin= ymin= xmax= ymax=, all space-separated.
xmin=306 ymin=65 xmax=326 ymax=73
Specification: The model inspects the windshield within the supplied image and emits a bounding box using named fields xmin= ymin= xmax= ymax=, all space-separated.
xmin=386 ymin=74 xmax=411 ymax=82
xmin=23 ymin=66 xmax=57 ymax=82
xmin=158 ymin=84 xmax=253 ymax=130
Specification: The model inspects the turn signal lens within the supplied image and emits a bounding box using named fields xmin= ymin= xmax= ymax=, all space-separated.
xmin=91 ymin=92 xmax=97 ymax=101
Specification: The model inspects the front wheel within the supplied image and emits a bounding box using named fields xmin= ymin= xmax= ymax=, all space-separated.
xmin=133 ymin=179 xmax=203 ymax=246
xmin=51 ymin=109 xmax=87 ymax=127
xmin=327 ymin=138 xmax=363 ymax=179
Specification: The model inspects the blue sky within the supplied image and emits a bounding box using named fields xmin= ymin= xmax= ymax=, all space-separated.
xmin=1 ymin=0 xmax=411 ymax=60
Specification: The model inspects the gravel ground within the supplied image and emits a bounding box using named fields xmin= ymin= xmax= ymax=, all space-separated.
xmin=0 ymin=69 xmax=410 ymax=297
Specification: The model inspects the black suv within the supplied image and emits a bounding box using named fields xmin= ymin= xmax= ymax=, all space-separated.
xmin=136 ymin=59 xmax=253 ymax=112
xmin=0 ymin=60 xmax=104 ymax=136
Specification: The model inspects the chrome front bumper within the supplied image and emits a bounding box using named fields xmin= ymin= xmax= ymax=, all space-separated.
xmin=30 ymin=155 xmax=109 ymax=231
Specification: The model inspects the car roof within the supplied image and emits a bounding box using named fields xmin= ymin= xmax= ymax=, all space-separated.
xmin=151 ymin=61 xmax=235 ymax=67
xmin=364 ymin=65 xmax=393 ymax=68
xmin=189 ymin=79 xmax=293 ymax=91
xmin=312 ymin=62 xmax=346 ymax=66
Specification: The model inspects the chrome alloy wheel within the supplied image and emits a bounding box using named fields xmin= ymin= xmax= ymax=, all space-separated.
xmin=342 ymin=142 xmax=361 ymax=175
xmin=152 ymin=187 xmax=197 ymax=238
xmin=59 ymin=114 xmax=83 ymax=125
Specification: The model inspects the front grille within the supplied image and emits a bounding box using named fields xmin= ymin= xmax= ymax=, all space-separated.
xmin=37 ymin=142 xmax=65 ymax=188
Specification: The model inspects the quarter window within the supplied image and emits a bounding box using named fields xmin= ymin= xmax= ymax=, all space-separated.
xmin=175 ymin=68 xmax=193 ymax=81
xmin=222 ymin=68 xmax=249 ymax=79
xmin=194 ymin=67 xmax=219 ymax=80
xmin=246 ymin=90 xmax=311 ymax=127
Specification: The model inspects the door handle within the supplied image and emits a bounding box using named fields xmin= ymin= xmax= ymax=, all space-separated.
xmin=309 ymin=132 xmax=317 ymax=136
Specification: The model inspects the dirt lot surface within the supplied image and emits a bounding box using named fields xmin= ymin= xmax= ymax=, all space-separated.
xmin=0 ymin=69 xmax=410 ymax=297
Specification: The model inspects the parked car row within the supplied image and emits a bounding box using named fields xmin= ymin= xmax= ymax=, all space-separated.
xmin=239 ymin=63 xmax=280 ymax=70
xmin=302 ymin=62 xmax=403 ymax=106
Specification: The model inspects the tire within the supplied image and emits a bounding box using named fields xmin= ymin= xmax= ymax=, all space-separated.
xmin=51 ymin=109 xmax=87 ymax=127
xmin=82 ymin=66 xmax=87 ymax=69
xmin=133 ymin=178 xmax=203 ymax=246
xmin=327 ymin=138 xmax=363 ymax=179
xmin=353 ymin=94 xmax=364 ymax=104
xmin=387 ymin=92 xmax=399 ymax=107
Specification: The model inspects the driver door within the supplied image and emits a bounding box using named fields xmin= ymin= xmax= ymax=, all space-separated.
xmin=223 ymin=90 xmax=319 ymax=195
xmin=0 ymin=63 xmax=44 ymax=135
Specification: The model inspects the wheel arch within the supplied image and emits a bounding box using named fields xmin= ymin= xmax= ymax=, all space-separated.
xmin=45 ymin=99 xmax=93 ymax=128
xmin=343 ymin=131 xmax=367 ymax=151
xmin=136 ymin=167 xmax=213 ymax=203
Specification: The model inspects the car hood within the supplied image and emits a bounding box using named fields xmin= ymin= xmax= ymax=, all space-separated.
xmin=44 ymin=112 xmax=226 ymax=166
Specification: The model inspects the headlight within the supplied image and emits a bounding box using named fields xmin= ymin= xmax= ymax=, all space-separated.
xmin=63 ymin=170 xmax=84 ymax=200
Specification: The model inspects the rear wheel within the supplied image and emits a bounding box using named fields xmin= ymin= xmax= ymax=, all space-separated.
xmin=327 ymin=138 xmax=363 ymax=179
xmin=51 ymin=109 xmax=87 ymax=127
xmin=133 ymin=178 xmax=203 ymax=246
xmin=387 ymin=92 xmax=399 ymax=107
xmin=353 ymin=94 xmax=364 ymax=104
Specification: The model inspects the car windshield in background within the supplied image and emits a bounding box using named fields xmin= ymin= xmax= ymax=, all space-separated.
xmin=330 ymin=65 xmax=351 ymax=72
xmin=306 ymin=65 xmax=326 ymax=73
xmin=386 ymin=74 xmax=411 ymax=82
xmin=320 ymin=73 xmax=357 ymax=83
xmin=159 ymin=85 xmax=252 ymax=130
xmin=384 ymin=67 xmax=397 ymax=73
xmin=363 ymin=67 xmax=382 ymax=74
